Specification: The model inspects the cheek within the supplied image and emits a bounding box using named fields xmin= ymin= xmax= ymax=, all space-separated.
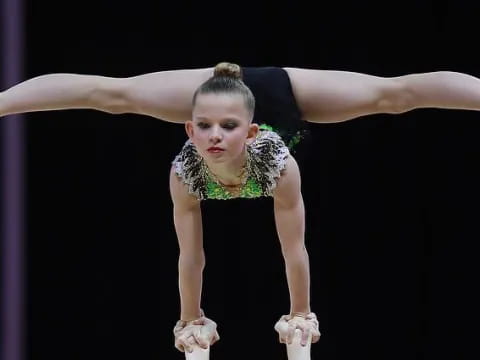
xmin=192 ymin=132 xmax=208 ymax=142
xmin=189 ymin=135 xmax=204 ymax=152
xmin=230 ymin=134 xmax=247 ymax=148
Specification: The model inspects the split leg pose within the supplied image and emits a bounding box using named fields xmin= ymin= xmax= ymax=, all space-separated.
xmin=3 ymin=63 xmax=480 ymax=360
xmin=2 ymin=67 xmax=480 ymax=125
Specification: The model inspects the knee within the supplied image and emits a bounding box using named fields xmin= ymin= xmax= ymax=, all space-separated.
xmin=377 ymin=79 xmax=416 ymax=114
xmin=90 ymin=78 xmax=132 ymax=114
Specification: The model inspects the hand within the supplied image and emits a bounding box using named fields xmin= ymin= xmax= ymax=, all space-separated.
xmin=274 ymin=312 xmax=321 ymax=346
xmin=173 ymin=316 xmax=220 ymax=353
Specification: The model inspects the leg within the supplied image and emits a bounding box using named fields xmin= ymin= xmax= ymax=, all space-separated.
xmin=284 ymin=67 xmax=480 ymax=124
xmin=0 ymin=67 xmax=214 ymax=122
xmin=122 ymin=67 xmax=214 ymax=123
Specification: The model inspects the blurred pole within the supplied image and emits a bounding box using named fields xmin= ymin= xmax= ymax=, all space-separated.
xmin=1 ymin=0 xmax=25 ymax=359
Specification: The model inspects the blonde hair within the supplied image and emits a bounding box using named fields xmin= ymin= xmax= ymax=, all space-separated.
xmin=213 ymin=62 xmax=242 ymax=79
xmin=192 ymin=62 xmax=255 ymax=117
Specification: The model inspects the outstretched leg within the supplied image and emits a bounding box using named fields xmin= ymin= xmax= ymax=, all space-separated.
xmin=122 ymin=67 xmax=214 ymax=123
xmin=0 ymin=67 xmax=214 ymax=123
xmin=284 ymin=67 xmax=480 ymax=124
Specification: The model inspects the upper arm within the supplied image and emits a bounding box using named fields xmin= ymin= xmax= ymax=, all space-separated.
xmin=169 ymin=166 xmax=203 ymax=257
xmin=273 ymin=155 xmax=306 ymax=253
xmin=169 ymin=165 xmax=200 ymax=209
xmin=273 ymin=155 xmax=302 ymax=209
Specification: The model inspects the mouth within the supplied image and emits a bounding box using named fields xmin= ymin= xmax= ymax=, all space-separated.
xmin=207 ymin=147 xmax=225 ymax=153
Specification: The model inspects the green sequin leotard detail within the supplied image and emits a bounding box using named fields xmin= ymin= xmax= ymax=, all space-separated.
xmin=172 ymin=129 xmax=290 ymax=200
xmin=204 ymin=176 xmax=263 ymax=200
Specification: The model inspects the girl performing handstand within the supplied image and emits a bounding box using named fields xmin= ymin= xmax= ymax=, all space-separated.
xmin=3 ymin=61 xmax=480 ymax=359
xmin=169 ymin=63 xmax=320 ymax=359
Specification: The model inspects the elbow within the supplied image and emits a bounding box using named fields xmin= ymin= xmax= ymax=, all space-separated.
xmin=281 ymin=243 xmax=307 ymax=261
xmin=179 ymin=250 xmax=206 ymax=268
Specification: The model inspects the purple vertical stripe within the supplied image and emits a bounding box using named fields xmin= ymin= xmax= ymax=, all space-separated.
xmin=2 ymin=0 xmax=25 ymax=360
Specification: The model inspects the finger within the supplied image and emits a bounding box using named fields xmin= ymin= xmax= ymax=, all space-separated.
xmin=312 ymin=329 xmax=321 ymax=343
xmin=177 ymin=333 xmax=189 ymax=344
xmin=277 ymin=324 xmax=288 ymax=344
xmin=173 ymin=324 xmax=187 ymax=337
xmin=274 ymin=319 xmax=289 ymax=335
xmin=274 ymin=316 xmax=291 ymax=344
xmin=211 ymin=331 xmax=220 ymax=345
xmin=194 ymin=329 xmax=209 ymax=349
xmin=203 ymin=323 xmax=217 ymax=338
xmin=178 ymin=341 xmax=191 ymax=354
xmin=308 ymin=318 xmax=319 ymax=329
xmin=174 ymin=340 xmax=185 ymax=353
xmin=300 ymin=328 xmax=311 ymax=346
xmin=178 ymin=334 xmax=193 ymax=353
xmin=277 ymin=329 xmax=284 ymax=344
xmin=276 ymin=331 xmax=287 ymax=344
xmin=201 ymin=324 xmax=217 ymax=342
xmin=286 ymin=325 xmax=296 ymax=345
xmin=275 ymin=315 xmax=290 ymax=328
xmin=186 ymin=335 xmax=196 ymax=353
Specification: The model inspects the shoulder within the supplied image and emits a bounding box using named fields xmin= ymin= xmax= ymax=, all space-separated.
xmin=252 ymin=129 xmax=287 ymax=149
xmin=169 ymin=165 xmax=201 ymax=209
xmin=246 ymin=130 xmax=291 ymax=197
xmin=252 ymin=130 xmax=290 ymax=167
xmin=170 ymin=139 xmax=206 ymax=202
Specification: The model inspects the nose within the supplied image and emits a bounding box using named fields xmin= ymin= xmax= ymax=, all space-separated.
xmin=209 ymin=126 xmax=223 ymax=144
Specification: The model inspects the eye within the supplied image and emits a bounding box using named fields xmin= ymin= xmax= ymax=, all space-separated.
xmin=197 ymin=122 xmax=209 ymax=129
xmin=223 ymin=123 xmax=237 ymax=129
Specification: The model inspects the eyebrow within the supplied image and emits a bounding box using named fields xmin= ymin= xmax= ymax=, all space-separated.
xmin=195 ymin=117 xmax=241 ymax=123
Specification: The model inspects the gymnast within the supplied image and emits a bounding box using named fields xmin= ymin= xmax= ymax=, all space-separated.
xmin=2 ymin=61 xmax=480 ymax=359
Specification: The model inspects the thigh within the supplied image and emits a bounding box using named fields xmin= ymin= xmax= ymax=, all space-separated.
xmin=124 ymin=67 xmax=214 ymax=123
xmin=283 ymin=67 xmax=399 ymax=123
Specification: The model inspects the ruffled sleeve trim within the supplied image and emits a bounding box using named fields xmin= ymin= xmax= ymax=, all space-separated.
xmin=247 ymin=130 xmax=290 ymax=196
xmin=171 ymin=140 xmax=207 ymax=200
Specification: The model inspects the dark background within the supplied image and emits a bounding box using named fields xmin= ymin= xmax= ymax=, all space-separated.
xmin=11 ymin=0 xmax=480 ymax=359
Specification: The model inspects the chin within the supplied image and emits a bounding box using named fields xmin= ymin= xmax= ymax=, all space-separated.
xmin=208 ymin=156 xmax=229 ymax=163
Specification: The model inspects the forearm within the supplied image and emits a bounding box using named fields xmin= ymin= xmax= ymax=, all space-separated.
xmin=0 ymin=73 xmax=126 ymax=116
xmin=178 ymin=253 xmax=205 ymax=321
xmin=397 ymin=71 xmax=480 ymax=110
xmin=283 ymin=246 xmax=311 ymax=314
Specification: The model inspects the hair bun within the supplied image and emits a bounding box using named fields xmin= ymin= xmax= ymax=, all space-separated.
xmin=213 ymin=62 xmax=242 ymax=79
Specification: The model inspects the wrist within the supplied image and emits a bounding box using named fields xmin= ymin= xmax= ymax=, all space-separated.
xmin=289 ymin=307 xmax=311 ymax=316
xmin=289 ymin=311 xmax=309 ymax=318
xmin=179 ymin=308 xmax=205 ymax=324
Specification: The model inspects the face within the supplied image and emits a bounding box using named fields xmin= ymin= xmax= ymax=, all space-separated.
xmin=186 ymin=93 xmax=258 ymax=164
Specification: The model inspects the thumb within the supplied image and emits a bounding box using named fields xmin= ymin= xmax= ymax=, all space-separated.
xmin=274 ymin=319 xmax=289 ymax=334
xmin=194 ymin=328 xmax=209 ymax=348
xmin=211 ymin=331 xmax=220 ymax=345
